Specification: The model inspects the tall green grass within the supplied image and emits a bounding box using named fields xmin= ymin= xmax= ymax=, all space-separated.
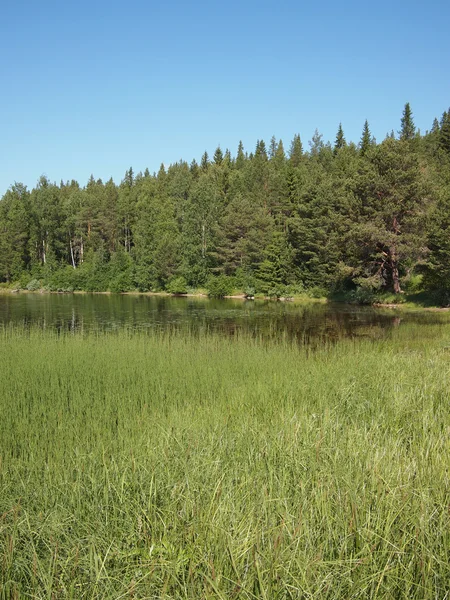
xmin=0 ymin=324 xmax=449 ymax=598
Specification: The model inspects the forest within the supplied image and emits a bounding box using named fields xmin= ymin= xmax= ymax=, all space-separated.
xmin=1 ymin=103 xmax=450 ymax=304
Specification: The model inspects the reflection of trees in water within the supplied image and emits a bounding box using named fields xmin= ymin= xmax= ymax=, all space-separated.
xmin=0 ymin=295 xmax=446 ymax=344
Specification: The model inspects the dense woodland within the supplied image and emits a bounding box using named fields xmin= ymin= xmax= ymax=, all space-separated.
xmin=1 ymin=103 xmax=450 ymax=303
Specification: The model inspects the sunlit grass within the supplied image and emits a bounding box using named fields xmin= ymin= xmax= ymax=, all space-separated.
xmin=0 ymin=324 xmax=449 ymax=598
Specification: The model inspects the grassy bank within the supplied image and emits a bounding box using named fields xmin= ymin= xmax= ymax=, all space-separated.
xmin=0 ymin=325 xmax=449 ymax=598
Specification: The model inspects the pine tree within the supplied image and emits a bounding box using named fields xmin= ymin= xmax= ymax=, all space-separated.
xmin=254 ymin=139 xmax=267 ymax=160
xmin=200 ymin=151 xmax=209 ymax=171
xmin=236 ymin=141 xmax=246 ymax=169
xmin=334 ymin=123 xmax=346 ymax=153
xmin=289 ymin=134 xmax=303 ymax=166
xmin=274 ymin=139 xmax=286 ymax=165
xmin=309 ymin=129 xmax=324 ymax=156
xmin=189 ymin=159 xmax=199 ymax=178
xmin=400 ymin=102 xmax=415 ymax=141
xmin=269 ymin=135 xmax=278 ymax=159
xmin=360 ymin=120 xmax=371 ymax=156
xmin=213 ymin=146 xmax=223 ymax=165
xmin=431 ymin=117 xmax=440 ymax=134
xmin=439 ymin=110 xmax=450 ymax=154
xmin=124 ymin=167 xmax=134 ymax=187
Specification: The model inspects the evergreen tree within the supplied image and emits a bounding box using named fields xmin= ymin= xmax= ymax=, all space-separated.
xmin=124 ymin=167 xmax=134 ymax=187
xmin=0 ymin=184 xmax=31 ymax=281
xmin=334 ymin=123 xmax=346 ymax=153
xmin=189 ymin=159 xmax=200 ymax=178
xmin=213 ymin=146 xmax=223 ymax=165
xmin=236 ymin=141 xmax=246 ymax=169
xmin=289 ymin=134 xmax=303 ymax=166
xmin=274 ymin=139 xmax=286 ymax=165
xmin=351 ymin=138 xmax=428 ymax=293
xmin=200 ymin=151 xmax=209 ymax=171
xmin=360 ymin=120 xmax=371 ymax=156
xmin=400 ymin=102 xmax=415 ymax=141
xmin=254 ymin=139 xmax=268 ymax=160
xmin=439 ymin=110 xmax=450 ymax=154
xmin=309 ymin=129 xmax=324 ymax=156
xmin=269 ymin=135 xmax=278 ymax=160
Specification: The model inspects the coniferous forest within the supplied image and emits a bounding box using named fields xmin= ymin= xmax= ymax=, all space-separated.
xmin=2 ymin=103 xmax=450 ymax=303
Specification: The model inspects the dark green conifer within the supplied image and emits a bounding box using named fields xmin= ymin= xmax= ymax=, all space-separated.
xmin=400 ymin=102 xmax=415 ymax=141
xmin=189 ymin=159 xmax=199 ymax=178
xmin=289 ymin=134 xmax=303 ymax=166
xmin=255 ymin=139 xmax=267 ymax=160
xmin=200 ymin=151 xmax=209 ymax=171
xmin=309 ymin=129 xmax=324 ymax=156
xmin=236 ymin=141 xmax=245 ymax=169
xmin=275 ymin=139 xmax=286 ymax=164
xmin=360 ymin=120 xmax=371 ymax=156
xmin=439 ymin=110 xmax=450 ymax=154
xmin=334 ymin=123 xmax=346 ymax=153
xmin=213 ymin=146 xmax=223 ymax=165
xmin=269 ymin=136 xmax=278 ymax=159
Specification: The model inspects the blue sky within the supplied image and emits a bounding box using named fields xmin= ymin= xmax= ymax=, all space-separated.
xmin=1 ymin=0 xmax=449 ymax=193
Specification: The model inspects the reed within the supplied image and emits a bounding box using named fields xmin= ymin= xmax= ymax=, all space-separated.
xmin=0 ymin=324 xmax=449 ymax=598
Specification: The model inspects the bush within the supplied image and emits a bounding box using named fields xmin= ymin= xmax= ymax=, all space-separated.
xmin=206 ymin=275 xmax=234 ymax=298
xmin=306 ymin=286 xmax=328 ymax=299
xmin=166 ymin=276 xmax=188 ymax=295
xmin=26 ymin=279 xmax=41 ymax=291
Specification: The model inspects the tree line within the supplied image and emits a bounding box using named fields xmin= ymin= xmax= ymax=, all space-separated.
xmin=1 ymin=103 xmax=450 ymax=303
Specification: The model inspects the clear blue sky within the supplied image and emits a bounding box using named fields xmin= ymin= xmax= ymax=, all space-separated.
xmin=1 ymin=0 xmax=449 ymax=193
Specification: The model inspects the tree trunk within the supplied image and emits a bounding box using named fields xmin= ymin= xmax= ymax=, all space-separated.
xmin=69 ymin=238 xmax=76 ymax=269
xmin=390 ymin=245 xmax=401 ymax=294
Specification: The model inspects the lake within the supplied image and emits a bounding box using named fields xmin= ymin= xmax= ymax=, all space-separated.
xmin=0 ymin=292 xmax=446 ymax=343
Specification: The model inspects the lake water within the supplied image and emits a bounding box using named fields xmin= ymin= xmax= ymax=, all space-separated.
xmin=0 ymin=292 xmax=446 ymax=344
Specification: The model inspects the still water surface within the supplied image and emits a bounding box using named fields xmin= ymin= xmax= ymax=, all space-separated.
xmin=0 ymin=293 xmax=446 ymax=344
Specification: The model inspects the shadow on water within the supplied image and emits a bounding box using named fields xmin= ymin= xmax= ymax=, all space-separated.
xmin=0 ymin=293 xmax=447 ymax=345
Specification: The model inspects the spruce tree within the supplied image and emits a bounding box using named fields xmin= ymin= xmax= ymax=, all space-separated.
xmin=213 ymin=146 xmax=223 ymax=165
xmin=289 ymin=134 xmax=303 ymax=167
xmin=275 ymin=139 xmax=286 ymax=164
xmin=439 ymin=110 xmax=450 ymax=154
xmin=309 ymin=129 xmax=324 ymax=156
xmin=124 ymin=167 xmax=134 ymax=187
xmin=360 ymin=120 xmax=371 ymax=156
xmin=189 ymin=159 xmax=199 ymax=178
xmin=200 ymin=151 xmax=209 ymax=171
xmin=255 ymin=139 xmax=267 ymax=160
xmin=236 ymin=141 xmax=246 ymax=169
xmin=269 ymin=135 xmax=278 ymax=159
xmin=400 ymin=102 xmax=415 ymax=141
xmin=334 ymin=123 xmax=346 ymax=153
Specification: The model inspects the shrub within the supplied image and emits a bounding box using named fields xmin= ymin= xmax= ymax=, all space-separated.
xmin=166 ymin=276 xmax=188 ymax=295
xmin=206 ymin=275 xmax=234 ymax=298
xmin=26 ymin=279 xmax=41 ymax=291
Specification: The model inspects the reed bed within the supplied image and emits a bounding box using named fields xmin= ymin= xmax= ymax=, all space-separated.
xmin=0 ymin=324 xmax=449 ymax=599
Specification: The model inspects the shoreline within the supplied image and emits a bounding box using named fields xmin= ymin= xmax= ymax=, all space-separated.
xmin=1 ymin=287 xmax=449 ymax=310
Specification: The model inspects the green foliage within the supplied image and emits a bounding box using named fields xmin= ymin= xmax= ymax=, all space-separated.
xmin=1 ymin=102 xmax=449 ymax=305
xmin=360 ymin=119 xmax=372 ymax=155
xmin=334 ymin=122 xmax=346 ymax=153
xmin=206 ymin=274 xmax=234 ymax=297
xmin=26 ymin=278 xmax=41 ymax=291
xmin=400 ymin=102 xmax=416 ymax=141
xmin=166 ymin=275 xmax=188 ymax=294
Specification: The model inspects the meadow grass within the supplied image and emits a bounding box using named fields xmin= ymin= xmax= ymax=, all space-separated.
xmin=0 ymin=324 xmax=449 ymax=599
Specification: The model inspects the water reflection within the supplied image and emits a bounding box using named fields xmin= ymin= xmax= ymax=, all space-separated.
xmin=0 ymin=293 xmax=445 ymax=344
